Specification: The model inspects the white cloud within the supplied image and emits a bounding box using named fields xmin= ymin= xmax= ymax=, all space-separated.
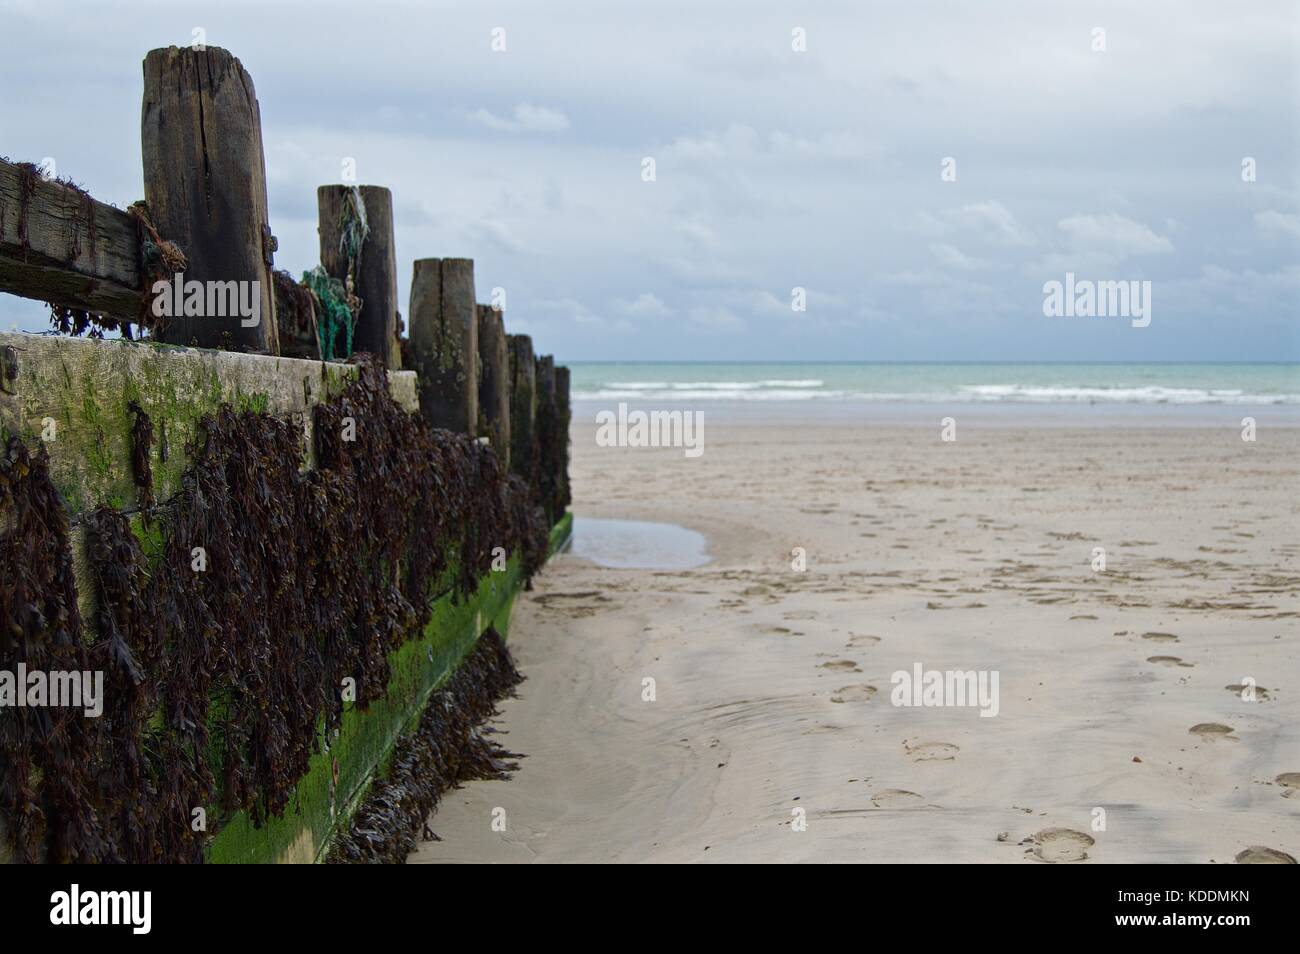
xmin=929 ymin=242 xmax=983 ymax=270
xmin=688 ymin=305 xmax=744 ymax=329
xmin=1253 ymin=210 xmax=1300 ymax=239
xmin=959 ymin=201 xmax=1034 ymax=247
xmin=615 ymin=293 xmax=672 ymax=317
xmin=468 ymin=103 xmax=571 ymax=133
xmin=1057 ymin=213 xmax=1174 ymax=256
xmin=664 ymin=123 xmax=760 ymax=161
xmin=534 ymin=298 xmax=633 ymax=333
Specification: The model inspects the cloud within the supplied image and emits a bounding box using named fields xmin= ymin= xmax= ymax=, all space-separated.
xmin=929 ymin=242 xmax=983 ymax=271
xmin=959 ymin=201 xmax=1035 ymax=247
xmin=615 ymin=293 xmax=672 ymax=317
xmin=1057 ymin=213 xmax=1174 ymax=256
xmin=468 ymin=103 xmax=571 ymax=133
xmin=688 ymin=305 xmax=744 ymax=329
xmin=664 ymin=124 xmax=760 ymax=161
xmin=535 ymin=297 xmax=632 ymax=332
xmin=0 ymin=1 xmax=1294 ymax=359
xmin=1253 ymin=210 xmax=1300 ymax=239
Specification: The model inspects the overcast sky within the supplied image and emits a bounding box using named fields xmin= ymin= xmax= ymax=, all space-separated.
xmin=1 ymin=0 xmax=1297 ymax=361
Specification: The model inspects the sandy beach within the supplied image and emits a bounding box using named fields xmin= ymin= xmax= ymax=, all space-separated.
xmin=412 ymin=412 xmax=1299 ymax=864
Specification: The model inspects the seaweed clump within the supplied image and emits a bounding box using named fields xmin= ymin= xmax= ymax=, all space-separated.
xmin=0 ymin=438 xmax=102 ymax=863
xmin=0 ymin=357 xmax=550 ymax=862
xmin=325 ymin=628 xmax=522 ymax=863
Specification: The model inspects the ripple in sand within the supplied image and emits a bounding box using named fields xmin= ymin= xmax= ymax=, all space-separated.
xmin=830 ymin=684 xmax=876 ymax=704
xmin=1031 ymin=827 xmax=1095 ymax=863
xmin=904 ymin=740 xmax=959 ymax=761
xmin=1275 ymin=772 xmax=1300 ymax=789
xmin=1188 ymin=723 xmax=1235 ymax=740
xmin=1235 ymin=846 xmax=1296 ymax=864
xmin=1147 ymin=655 xmax=1193 ymax=668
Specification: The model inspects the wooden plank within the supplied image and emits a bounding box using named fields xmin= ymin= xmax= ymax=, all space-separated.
xmin=318 ymin=185 xmax=400 ymax=367
xmin=0 ymin=158 xmax=144 ymax=318
xmin=142 ymin=46 xmax=279 ymax=353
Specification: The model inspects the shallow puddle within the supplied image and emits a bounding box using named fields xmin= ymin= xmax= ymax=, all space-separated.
xmin=569 ymin=517 xmax=710 ymax=570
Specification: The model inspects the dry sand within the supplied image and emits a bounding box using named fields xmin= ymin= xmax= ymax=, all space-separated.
xmin=411 ymin=415 xmax=1299 ymax=863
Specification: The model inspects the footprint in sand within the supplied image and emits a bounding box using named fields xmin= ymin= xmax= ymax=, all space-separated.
xmin=847 ymin=634 xmax=882 ymax=646
xmin=819 ymin=659 xmax=861 ymax=673
xmin=871 ymin=789 xmax=922 ymax=808
xmin=1147 ymin=656 xmax=1193 ymax=668
xmin=1274 ymin=773 xmax=1300 ymax=798
xmin=1030 ymin=828 xmax=1095 ymax=863
xmin=1188 ymin=723 xmax=1236 ymax=740
xmin=1235 ymin=846 xmax=1296 ymax=864
xmin=904 ymin=740 xmax=959 ymax=761
xmin=1141 ymin=632 xmax=1180 ymax=643
xmin=1224 ymin=683 xmax=1272 ymax=701
xmin=830 ymin=684 xmax=876 ymax=704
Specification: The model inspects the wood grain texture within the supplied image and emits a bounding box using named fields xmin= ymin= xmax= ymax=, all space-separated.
xmin=0 ymin=158 xmax=143 ymax=317
xmin=476 ymin=304 xmax=511 ymax=466
xmin=141 ymin=46 xmax=279 ymax=353
xmin=507 ymin=333 xmax=535 ymax=478
xmin=318 ymin=184 xmax=399 ymax=367
xmin=409 ymin=257 xmax=478 ymax=433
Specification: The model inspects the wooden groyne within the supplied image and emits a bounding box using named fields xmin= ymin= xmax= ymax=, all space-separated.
xmin=0 ymin=45 xmax=571 ymax=863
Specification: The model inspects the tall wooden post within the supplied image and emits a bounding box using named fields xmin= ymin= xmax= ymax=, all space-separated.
xmin=476 ymin=304 xmax=511 ymax=466
xmin=408 ymin=258 xmax=477 ymax=432
xmin=507 ymin=334 xmax=535 ymax=479
xmin=317 ymin=185 xmax=400 ymax=367
xmin=534 ymin=354 xmax=559 ymax=520
xmin=555 ymin=364 xmax=572 ymax=514
xmin=142 ymin=46 xmax=279 ymax=353
xmin=535 ymin=355 xmax=556 ymax=414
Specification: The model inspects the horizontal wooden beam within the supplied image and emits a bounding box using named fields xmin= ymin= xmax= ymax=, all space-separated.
xmin=0 ymin=158 xmax=144 ymax=318
xmin=0 ymin=331 xmax=417 ymax=518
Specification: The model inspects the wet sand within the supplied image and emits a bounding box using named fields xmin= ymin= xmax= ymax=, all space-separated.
xmin=410 ymin=413 xmax=1300 ymax=863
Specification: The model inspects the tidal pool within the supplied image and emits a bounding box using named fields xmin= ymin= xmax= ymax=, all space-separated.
xmin=569 ymin=517 xmax=710 ymax=570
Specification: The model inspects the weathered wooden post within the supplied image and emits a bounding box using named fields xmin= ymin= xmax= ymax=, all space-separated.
xmin=476 ymin=304 xmax=511 ymax=466
xmin=536 ymin=355 xmax=556 ymax=408
xmin=141 ymin=46 xmax=279 ymax=353
xmin=408 ymin=258 xmax=477 ymax=431
xmin=534 ymin=354 xmax=559 ymax=520
xmin=555 ymin=364 xmax=572 ymax=515
xmin=507 ymin=334 xmax=536 ymax=479
xmin=317 ymin=185 xmax=400 ymax=367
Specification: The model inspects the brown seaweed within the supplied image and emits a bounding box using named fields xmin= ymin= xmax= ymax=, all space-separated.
xmin=0 ymin=357 xmax=551 ymax=862
xmin=325 ymin=627 xmax=522 ymax=864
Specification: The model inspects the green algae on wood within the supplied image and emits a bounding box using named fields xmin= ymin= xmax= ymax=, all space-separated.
xmin=0 ymin=332 xmax=417 ymax=515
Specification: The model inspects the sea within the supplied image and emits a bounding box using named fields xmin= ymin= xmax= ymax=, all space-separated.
xmin=568 ymin=363 xmax=1300 ymax=424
